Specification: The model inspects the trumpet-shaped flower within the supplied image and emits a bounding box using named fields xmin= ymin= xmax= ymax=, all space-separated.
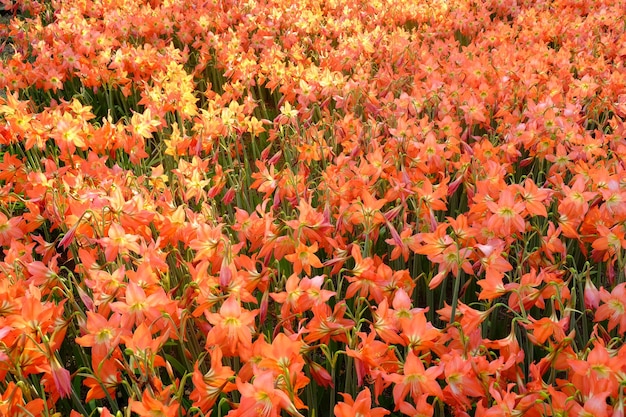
xmin=205 ymin=296 xmax=257 ymax=360
xmin=334 ymin=388 xmax=390 ymax=417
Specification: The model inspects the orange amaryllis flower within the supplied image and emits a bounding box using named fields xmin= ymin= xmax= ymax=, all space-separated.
xmin=0 ymin=212 xmax=23 ymax=245
xmin=371 ymin=298 xmax=405 ymax=345
xmin=121 ymin=322 xmax=169 ymax=371
xmin=485 ymin=188 xmax=527 ymax=236
xmin=83 ymin=358 xmax=122 ymax=402
xmin=284 ymin=241 xmax=324 ymax=275
xmin=257 ymin=334 xmax=309 ymax=409
xmin=436 ymin=302 xmax=493 ymax=336
xmin=389 ymin=350 xmax=443 ymax=408
xmin=398 ymin=394 xmax=434 ymax=417
xmin=347 ymin=331 xmax=399 ymax=386
xmin=190 ymin=347 xmax=236 ymax=414
xmin=475 ymin=384 xmax=519 ymax=417
xmin=505 ymin=268 xmax=544 ymax=312
xmin=400 ymin=310 xmax=440 ymax=353
xmin=385 ymin=225 xmax=415 ymax=262
xmin=568 ymin=341 xmax=620 ymax=398
xmin=334 ymin=388 xmax=390 ymax=417
xmin=440 ymin=351 xmax=485 ymax=408
xmin=99 ymin=222 xmax=142 ymax=262
xmin=304 ymin=302 xmax=354 ymax=344
xmin=257 ymin=333 xmax=305 ymax=377
xmin=524 ymin=314 xmax=568 ymax=345
xmin=271 ymin=274 xmax=333 ymax=318
xmin=595 ymin=283 xmax=626 ymax=334
xmin=349 ymin=190 xmax=387 ymax=234
xmin=205 ymin=296 xmax=257 ymax=360
xmin=189 ymin=223 xmax=227 ymax=263
xmin=591 ymin=224 xmax=626 ymax=263
xmin=231 ymin=371 xmax=304 ymax=417
xmin=475 ymin=240 xmax=511 ymax=301
xmin=345 ymin=246 xmax=388 ymax=300
xmin=285 ymin=199 xmax=333 ymax=245
xmin=129 ymin=386 xmax=180 ymax=417
xmin=110 ymin=282 xmax=177 ymax=331
xmin=0 ymin=383 xmax=45 ymax=417
xmin=559 ymin=175 xmax=597 ymax=218
xmin=515 ymin=178 xmax=552 ymax=218
xmin=251 ymin=160 xmax=280 ymax=197
xmin=411 ymin=224 xmax=454 ymax=261
xmin=75 ymin=312 xmax=126 ymax=365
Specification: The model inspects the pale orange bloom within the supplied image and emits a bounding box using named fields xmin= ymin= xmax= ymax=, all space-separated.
xmin=595 ymin=283 xmax=626 ymax=334
xmin=99 ymin=222 xmax=141 ymax=262
xmin=190 ymin=347 xmax=236 ymax=414
xmin=205 ymin=296 xmax=257 ymax=360
xmin=388 ymin=350 xmax=443 ymax=407
xmin=334 ymin=388 xmax=390 ymax=417
xmin=232 ymin=371 xmax=304 ymax=417
xmin=485 ymin=188 xmax=526 ymax=236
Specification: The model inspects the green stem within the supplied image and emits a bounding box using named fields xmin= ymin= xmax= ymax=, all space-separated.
xmin=449 ymin=270 xmax=462 ymax=326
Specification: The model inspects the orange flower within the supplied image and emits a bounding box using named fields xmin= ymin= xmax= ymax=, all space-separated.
xmin=595 ymin=283 xmax=626 ymax=334
xmin=441 ymin=351 xmax=485 ymax=408
xmin=334 ymin=388 xmax=390 ymax=417
xmin=205 ymin=296 xmax=257 ymax=359
xmin=371 ymin=298 xmax=404 ymax=345
xmin=284 ymin=241 xmax=324 ymax=275
xmin=524 ymin=315 xmax=568 ymax=345
xmin=389 ymin=350 xmax=443 ymax=408
xmin=257 ymin=333 xmax=309 ymax=409
xmin=129 ymin=386 xmax=180 ymax=417
xmin=505 ymin=268 xmax=544 ymax=312
xmin=232 ymin=371 xmax=304 ymax=417
xmin=411 ymin=223 xmax=454 ymax=260
xmin=475 ymin=240 xmax=512 ymax=300
xmin=568 ymin=341 xmax=620 ymax=398
xmin=304 ymin=302 xmax=354 ymax=345
xmin=515 ymin=178 xmax=552 ymax=218
xmin=485 ymin=188 xmax=526 ymax=236
xmin=592 ymin=224 xmax=626 ymax=263
xmin=0 ymin=212 xmax=23 ymax=245
xmin=190 ymin=347 xmax=236 ymax=414
xmin=400 ymin=310 xmax=440 ymax=353
xmin=251 ymin=160 xmax=280 ymax=196
xmin=83 ymin=358 xmax=122 ymax=402
xmin=349 ymin=190 xmax=387 ymax=234
xmin=99 ymin=222 xmax=142 ymax=262
xmin=0 ymin=383 xmax=44 ymax=417
xmin=460 ymin=94 xmax=488 ymax=126
xmin=285 ymin=199 xmax=333 ymax=245
xmin=559 ymin=175 xmax=597 ymax=218
xmin=347 ymin=331 xmax=399 ymax=386
xmin=110 ymin=281 xmax=177 ymax=331
xmin=121 ymin=322 xmax=169 ymax=370
xmin=271 ymin=274 xmax=334 ymax=320
xmin=385 ymin=225 xmax=415 ymax=262
xmin=189 ymin=223 xmax=227 ymax=263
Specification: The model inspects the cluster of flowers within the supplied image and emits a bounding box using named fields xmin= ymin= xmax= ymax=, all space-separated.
xmin=1 ymin=0 xmax=626 ymax=415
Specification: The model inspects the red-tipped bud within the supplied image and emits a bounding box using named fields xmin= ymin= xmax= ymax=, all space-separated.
xmin=584 ymin=276 xmax=600 ymax=310
xmin=223 ymin=187 xmax=236 ymax=205
xmin=219 ymin=259 xmax=232 ymax=288
xmin=259 ymin=290 xmax=269 ymax=325
xmin=309 ymin=361 xmax=334 ymax=388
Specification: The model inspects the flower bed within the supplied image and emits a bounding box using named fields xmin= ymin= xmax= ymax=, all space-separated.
xmin=1 ymin=0 xmax=626 ymax=415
